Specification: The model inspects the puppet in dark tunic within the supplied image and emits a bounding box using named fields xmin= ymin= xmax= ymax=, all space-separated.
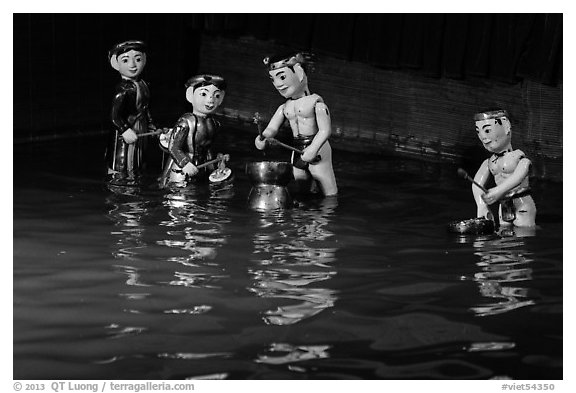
xmin=106 ymin=40 xmax=160 ymax=181
xmin=160 ymin=74 xmax=227 ymax=187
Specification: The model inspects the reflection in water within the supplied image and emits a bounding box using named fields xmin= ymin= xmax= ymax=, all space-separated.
xmin=158 ymin=182 xmax=234 ymax=318
xmin=105 ymin=185 xmax=155 ymax=333
xmin=467 ymin=342 xmax=516 ymax=352
xmin=106 ymin=181 xmax=234 ymax=317
xmin=468 ymin=230 xmax=536 ymax=317
xmin=249 ymin=198 xmax=340 ymax=325
xmin=256 ymin=342 xmax=331 ymax=365
xmin=106 ymin=187 xmax=152 ymax=287
xmin=158 ymin=182 xmax=233 ymax=270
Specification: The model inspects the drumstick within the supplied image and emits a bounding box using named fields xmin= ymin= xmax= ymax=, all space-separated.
xmin=138 ymin=129 xmax=167 ymax=137
xmin=253 ymin=112 xmax=320 ymax=163
xmin=253 ymin=112 xmax=264 ymax=140
xmin=268 ymin=138 xmax=321 ymax=163
xmin=269 ymin=138 xmax=304 ymax=154
xmin=196 ymin=154 xmax=230 ymax=169
xmin=457 ymin=168 xmax=488 ymax=193
xmin=159 ymin=155 xmax=230 ymax=188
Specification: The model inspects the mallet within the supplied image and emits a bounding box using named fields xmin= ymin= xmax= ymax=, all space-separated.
xmin=253 ymin=112 xmax=320 ymax=168
xmin=457 ymin=168 xmax=488 ymax=193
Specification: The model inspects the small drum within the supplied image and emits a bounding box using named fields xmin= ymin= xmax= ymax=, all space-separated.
xmin=447 ymin=217 xmax=495 ymax=235
xmin=209 ymin=167 xmax=232 ymax=183
xmin=159 ymin=129 xmax=173 ymax=152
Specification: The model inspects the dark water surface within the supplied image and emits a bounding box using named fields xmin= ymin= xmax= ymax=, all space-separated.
xmin=13 ymin=132 xmax=562 ymax=379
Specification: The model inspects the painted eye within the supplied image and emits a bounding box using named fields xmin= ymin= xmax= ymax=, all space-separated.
xmin=280 ymin=75 xmax=286 ymax=80
xmin=214 ymin=93 xmax=221 ymax=99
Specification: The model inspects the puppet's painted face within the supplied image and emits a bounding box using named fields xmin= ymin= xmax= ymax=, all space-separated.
xmin=475 ymin=117 xmax=511 ymax=153
xmin=191 ymin=84 xmax=225 ymax=115
xmin=268 ymin=66 xmax=304 ymax=99
xmin=116 ymin=50 xmax=146 ymax=80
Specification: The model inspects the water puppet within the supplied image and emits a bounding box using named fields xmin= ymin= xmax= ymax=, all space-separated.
xmin=254 ymin=52 xmax=337 ymax=197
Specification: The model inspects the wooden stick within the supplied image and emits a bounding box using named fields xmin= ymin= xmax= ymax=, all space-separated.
xmin=253 ymin=113 xmax=301 ymax=152
xmin=253 ymin=112 xmax=264 ymax=139
xmin=253 ymin=112 xmax=321 ymax=164
xmin=196 ymin=154 xmax=230 ymax=169
xmin=158 ymin=154 xmax=230 ymax=189
xmin=268 ymin=138 xmax=321 ymax=164
xmin=138 ymin=129 xmax=165 ymax=137
xmin=457 ymin=168 xmax=488 ymax=193
xmin=268 ymin=138 xmax=304 ymax=154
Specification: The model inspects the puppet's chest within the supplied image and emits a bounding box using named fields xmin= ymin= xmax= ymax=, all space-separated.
xmin=186 ymin=116 xmax=217 ymax=148
xmin=489 ymin=151 xmax=521 ymax=176
xmin=283 ymin=96 xmax=317 ymax=120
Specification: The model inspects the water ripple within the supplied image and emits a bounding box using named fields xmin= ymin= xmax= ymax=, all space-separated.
xmin=256 ymin=343 xmax=331 ymax=365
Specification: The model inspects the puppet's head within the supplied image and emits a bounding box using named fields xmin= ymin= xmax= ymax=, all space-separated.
xmin=109 ymin=40 xmax=147 ymax=80
xmin=185 ymin=74 xmax=227 ymax=116
xmin=474 ymin=109 xmax=513 ymax=154
xmin=263 ymin=52 xmax=309 ymax=99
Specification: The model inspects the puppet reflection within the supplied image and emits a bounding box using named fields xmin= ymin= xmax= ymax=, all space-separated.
xmin=248 ymin=198 xmax=339 ymax=325
xmin=468 ymin=231 xmax=536 ymax=317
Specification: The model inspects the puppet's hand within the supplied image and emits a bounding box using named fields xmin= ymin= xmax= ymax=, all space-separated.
xmin=156 ymin=127 xmax=170 ymax=137
xmin=122 ymin=129 xmax=138 ymax=144
xmin=301 ymin=148 xmax=318 ymax=164
xmin=182 ymin=162 xmax=199 ymax=177
xmin=255 ymin=135 xmax=268 ymax=150
xmin=481 ymin=188 xmax=505 ymax=206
